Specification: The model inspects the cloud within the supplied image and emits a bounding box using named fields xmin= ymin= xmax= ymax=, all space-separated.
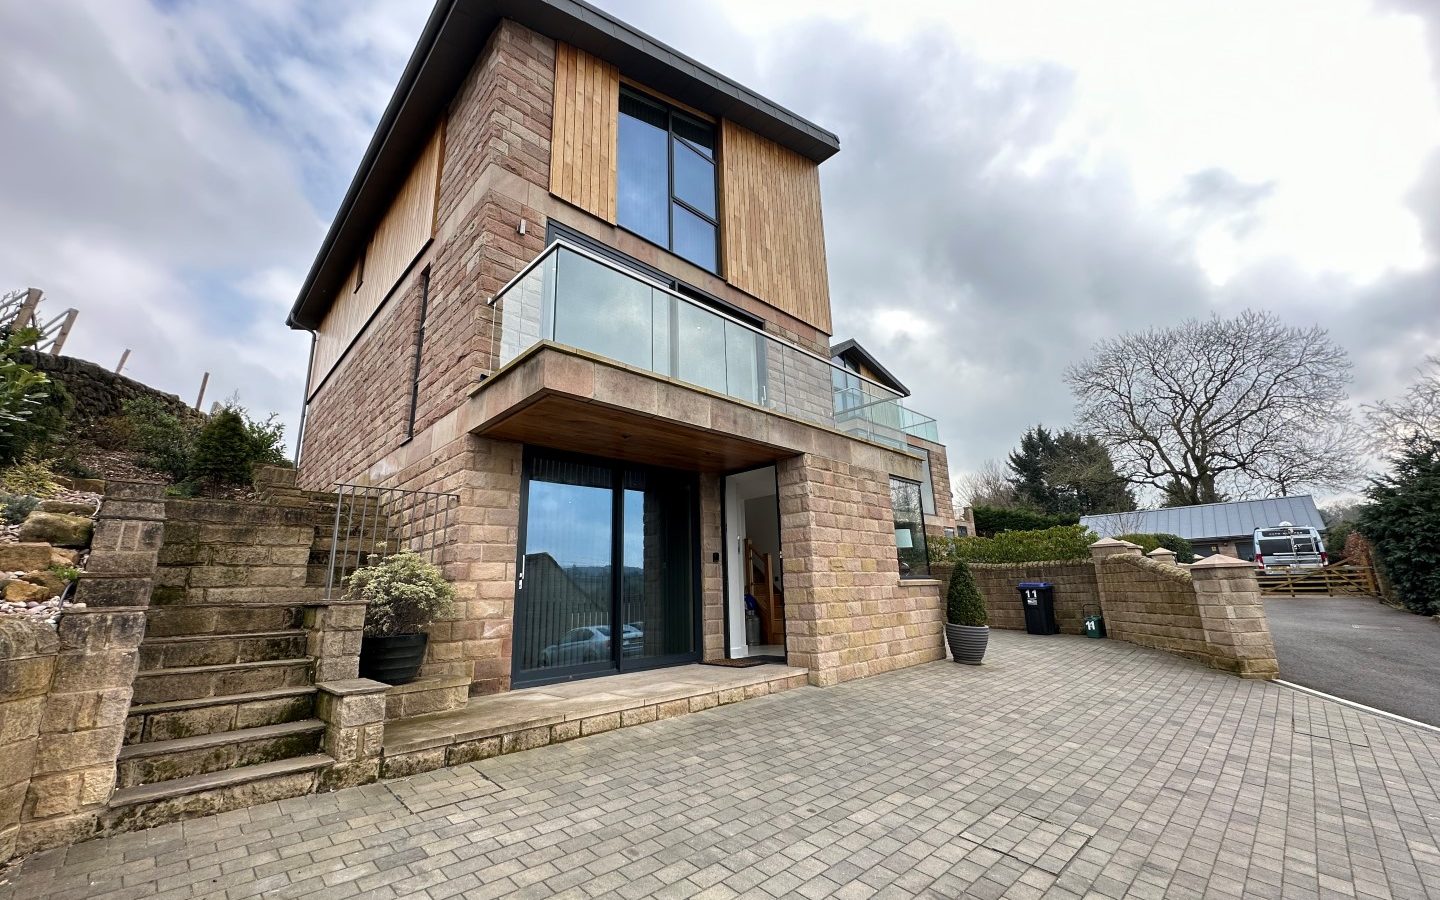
xmin=0 ymin=0 xmax=428 ymax=450
xmin=0 ymin=0 xmax=1435 ymax=508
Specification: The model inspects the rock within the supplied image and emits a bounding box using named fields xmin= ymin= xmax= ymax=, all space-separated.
xmin=71 ymin=478 xmax=105 ymax=493
xmin=49 ymin=548 xmax=79 ymax=567
xmin=0 ymin=543 xmax=58 ymax=572
xmin=36 ymin=500 xmax=97 ymax=517
xmin=22 ymin=570 xmax=68 ymax=595
xmin=5 ymin=580 xmax=52 ymax=602
xmin=18 ymin=512 xmax=93 ymax=548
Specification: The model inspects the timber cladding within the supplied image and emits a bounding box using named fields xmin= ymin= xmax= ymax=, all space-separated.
xmin=311 ymin=125 xmax=445 ymax=392
xmin=720 ymin=120 xmax=832 ymax=334
xmin=549 ymin=43 xmax=619 ymax=223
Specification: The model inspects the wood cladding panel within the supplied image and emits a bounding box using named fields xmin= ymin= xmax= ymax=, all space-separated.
xmin=721 ymin=120 xmax=832 ymax=335
xmin=550 ymin=43 xmax=618 ymax=223
xmin=311 ymin=126 xmax=444 ymax=391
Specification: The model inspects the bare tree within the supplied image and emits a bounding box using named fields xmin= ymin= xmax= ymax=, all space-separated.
xmin=956 ymin=459 xmax=1020 ymax=508
xmin=1065 ymin=310 xmax=1361 ymax=506
xmin=1363 ymin=355 xmax=1440 ymax=453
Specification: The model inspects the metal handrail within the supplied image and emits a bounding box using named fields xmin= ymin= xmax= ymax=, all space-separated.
xmin=325 ymin=482 xmax=461 ymax=599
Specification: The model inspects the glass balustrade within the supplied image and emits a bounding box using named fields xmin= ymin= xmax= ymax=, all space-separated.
xmin=489 ymin=242 xmax=938 ymax=450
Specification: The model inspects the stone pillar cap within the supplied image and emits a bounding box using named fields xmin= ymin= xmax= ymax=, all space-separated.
xmin=1090 ymin=537 xmax=1140 ymax=549
xmin=1147 ymin=546 xmax=1177 ymax=558
xmin=1190 ymin=553 xmax=1256 ymax=570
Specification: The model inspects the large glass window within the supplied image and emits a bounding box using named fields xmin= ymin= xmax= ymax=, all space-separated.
xmin=890 ymin=476 xmax=930 ymax=579
xmin=917 ymin=450 xmax=937 ymax=516
xmin=617 ymin=89 xmax=719 ymax=273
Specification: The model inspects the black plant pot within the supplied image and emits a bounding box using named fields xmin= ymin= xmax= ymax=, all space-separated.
xmin=945 ymin=624 xmax=989 ymax=665
xmin=359 ymin=633 xmax=429 ymax=685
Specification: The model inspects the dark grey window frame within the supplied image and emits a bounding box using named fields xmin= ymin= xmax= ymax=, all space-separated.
xmin=617 ymin=87 xmax=721 ymax=274
xmin=890 ymin=475 xmax=930 ymax=579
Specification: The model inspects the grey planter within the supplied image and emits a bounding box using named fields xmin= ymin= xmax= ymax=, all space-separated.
xmin=945 ymin=623 xmax=989 ymax=665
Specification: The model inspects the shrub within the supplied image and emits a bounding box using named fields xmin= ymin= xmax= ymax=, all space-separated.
xmin=123 ymin=397 xmax=194 ymax=480
xmin=0 ymin=459 xmax=61 ymax=499
xmin=0 ymin=328 xmax=50 ymax=443
xmin=0 ymin=492 xmax=38 ymax=525
xmin=1357 ymin=439 xmax=1440 ymax=615
xmin=931 ymin=524 xmax=1096 ymax=565
xmin=88 ymin=414 xmax=135 ymax=450
xmin=49 ymin=564 xmax=80 ymax=583
xmin=51 ymin=452 xmax=99 ymax=480
xmin=190 ymin=407 xmax=255 ymax=485
xmin=1114 ymin=532 xmax=1195 ymax=563
xmin=189 ymin=402 xmax=291 ymax=487
xmin=346 ymin=550 xmax=456 ymax=638
xmin=972 ymin=505 xmax=1078 ymax=537
xmin=945 ymin=559 xmax=987 ymax=626
xmin=0 ymin=379 xmax=71 ymax=465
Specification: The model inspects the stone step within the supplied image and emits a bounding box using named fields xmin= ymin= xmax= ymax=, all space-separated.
xmin=145 ymin=603 xmax=307 ymax=637
xmin=116 ymin=720 xmax=325 ymax=789
xmin=131 ymin=658 xmax=313 ymax=705
xmin=139 ymin=630 xmax=309 ymax=671
xmin=149 ymin=586 xmax=325 ymax=608
xmin=126 ymin=686 xmax=317 ymax=745
xmin=104 ymin=754 xmax=333 ymax=835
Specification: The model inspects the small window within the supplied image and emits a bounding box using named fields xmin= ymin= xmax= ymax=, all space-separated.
xmin=890 ymin=476 xmax=929 ymax=579
xmin=617 ymin=89 xmax=719 ymax=273
xmin=917 ymin=449 xmax=937 ymax=516
xmin=944 ymin=527 xmax=956 ymax=538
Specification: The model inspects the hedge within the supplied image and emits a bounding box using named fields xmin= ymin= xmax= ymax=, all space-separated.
xmin=930 ymin=524 xmax=1097 ymax=565
xmin=1113 ymin=532 xmax=1195 ymax=563
xmin=971 ymin=505 xmax=1079 ymax=537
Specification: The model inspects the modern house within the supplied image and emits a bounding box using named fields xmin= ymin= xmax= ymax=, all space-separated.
xmin=288 ymin=0 xmax=955 ymax=695
xmin=1080 ymin=495 xmax=1326 ymax=561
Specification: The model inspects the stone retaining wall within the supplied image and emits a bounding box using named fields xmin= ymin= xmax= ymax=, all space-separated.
xmin=19 ymin=351 xmax=200 ymax=425
xmin=0 ymin=619 xmax=58 ymax=862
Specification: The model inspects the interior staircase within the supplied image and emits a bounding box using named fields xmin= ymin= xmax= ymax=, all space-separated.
xmin=744 ymin=539 xmax=785 ymax=645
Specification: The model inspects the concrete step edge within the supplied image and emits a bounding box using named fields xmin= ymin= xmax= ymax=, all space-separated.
xmin=118 ymin=719 xmax=325 ymax=761
xmin=108 ymin=754 xmax=333 ymax=809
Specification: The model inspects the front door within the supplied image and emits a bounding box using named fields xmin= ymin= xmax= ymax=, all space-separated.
xmin=513 ymin=449 xmax=699 ymax=687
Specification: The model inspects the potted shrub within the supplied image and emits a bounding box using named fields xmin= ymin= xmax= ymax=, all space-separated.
xmin=945 ymin=559 xmax=989 ymax=665
xmin=348 ymin=550 xmax=456 ymax=685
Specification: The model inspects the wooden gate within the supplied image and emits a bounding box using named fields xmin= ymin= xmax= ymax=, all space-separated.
xmin=1258 ymin=563 xmax=1379 ymax=597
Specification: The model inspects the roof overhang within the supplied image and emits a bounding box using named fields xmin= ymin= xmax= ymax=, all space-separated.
xmin=829 ymin=339 xmax=910 ymax=397
xmin=287 ymin=0 xmax=841 ymax=332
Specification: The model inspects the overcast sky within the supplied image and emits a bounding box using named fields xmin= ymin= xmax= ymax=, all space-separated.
xmin=1 ymin=0 xmax=1436 ymax=500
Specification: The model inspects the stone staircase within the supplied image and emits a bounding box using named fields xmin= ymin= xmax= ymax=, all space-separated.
xmin=105 ymin=480 xmax=340 ymax=831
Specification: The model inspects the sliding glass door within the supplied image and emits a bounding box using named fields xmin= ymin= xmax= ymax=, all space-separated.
xmin=514 ymin=450 xmax=699 ymax=687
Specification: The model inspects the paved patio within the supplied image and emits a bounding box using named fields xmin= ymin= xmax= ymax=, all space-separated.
xmin=3 ymin=630 xmax=1439 ymax=900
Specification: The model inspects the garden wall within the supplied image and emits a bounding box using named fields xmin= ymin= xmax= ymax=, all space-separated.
xmin=19 ymin=350 xmax=200 ymax=425
xmin=956 ymin=560 xmax=1099 ymax=634
xmin=0 ymin=619 xmax=58 ymax=862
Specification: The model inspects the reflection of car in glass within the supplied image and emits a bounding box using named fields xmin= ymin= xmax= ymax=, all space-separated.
xmin=1253 ymin=524 xmax=1326 ymax=572
xmin=539 ymin=624 xmax=644 ymax=666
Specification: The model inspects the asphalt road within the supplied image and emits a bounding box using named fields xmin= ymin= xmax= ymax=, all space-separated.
xmin=1266 ymin=594 xmax=1440 ymax=727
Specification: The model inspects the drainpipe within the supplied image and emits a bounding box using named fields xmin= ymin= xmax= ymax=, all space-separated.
xmin=294 ymin=331 xmax=316 ymax=469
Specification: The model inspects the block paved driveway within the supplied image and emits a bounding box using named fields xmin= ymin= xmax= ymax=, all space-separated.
xmin=1266 ymin=595 xmax=1440 ymax=727
xmin=4 ymin=631 xmax=1440 ymax=900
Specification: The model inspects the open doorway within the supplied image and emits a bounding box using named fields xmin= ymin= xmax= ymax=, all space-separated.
xmin=722 ymin=465 xmax=785 ymax=660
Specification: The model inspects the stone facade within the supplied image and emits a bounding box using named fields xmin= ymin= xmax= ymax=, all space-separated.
xmin=0 ymin=619 xmax=57 ymax=863
xmin=778 ymin=454 xmax=945 ymax=687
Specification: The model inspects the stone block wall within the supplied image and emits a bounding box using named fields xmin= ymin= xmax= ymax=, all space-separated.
xmin=958 ymin=560 xmax=1100 ymax=634
xmin=777 ymin=454 xmax=944 ymax=687
xmin=0 ymin=619 xmax=57 ymax=863
xmin=1091 ymin=540 xmax=1277 ymax=678
xmin=1 ymin=482 xmax=168 ymax=860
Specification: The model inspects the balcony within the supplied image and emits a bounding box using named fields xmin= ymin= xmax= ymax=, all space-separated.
xmin=488 ymin=241 xmax=938 ymax=451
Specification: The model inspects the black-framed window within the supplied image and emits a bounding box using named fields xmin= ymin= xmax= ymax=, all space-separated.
xmin=617 ymin=89 xmax=719 ymax=273
xmin=891 ymin=476 xmax=930 ymax=578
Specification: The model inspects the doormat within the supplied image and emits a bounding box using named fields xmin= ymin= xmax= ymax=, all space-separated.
xmin=703 ymin=656 xmax=787 ymax=668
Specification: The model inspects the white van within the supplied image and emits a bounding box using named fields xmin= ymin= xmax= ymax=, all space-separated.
xmin=1252 ymin=523 xmax=1326 ymax=573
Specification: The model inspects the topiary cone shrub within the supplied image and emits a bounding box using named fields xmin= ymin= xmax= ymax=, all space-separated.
xmin=944 ymin=559 xmax=990 ymax=665
xmin=946 ymin=559 xmax=987 ymax=627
